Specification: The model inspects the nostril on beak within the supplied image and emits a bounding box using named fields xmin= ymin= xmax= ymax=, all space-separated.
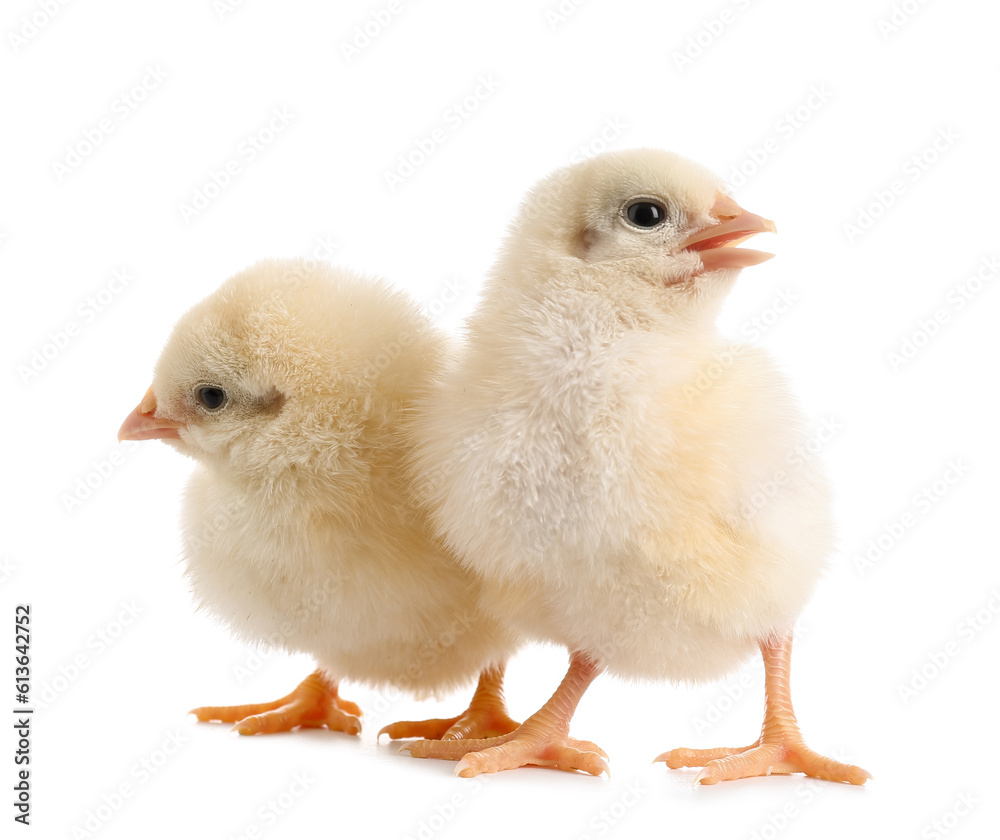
xmin=708 ymin=193 xmax=743 ymax=223
xmin=138 ymin=386 xmax=158 ymax=417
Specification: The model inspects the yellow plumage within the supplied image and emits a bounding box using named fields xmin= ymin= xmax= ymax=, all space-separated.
xmin=405 ymin=149 xmax=868 ymax=784
xmin=121 ymin=259 xmax=518 ymax=737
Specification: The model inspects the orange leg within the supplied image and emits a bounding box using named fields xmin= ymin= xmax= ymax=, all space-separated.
xmin=402 ymin=652 xmax=608 ymax=778
xmin=379 ymin=663 xmax=520 ymax=741
xmin=657 ymin=633 xmax=870 ymax=785
xmin=190 ymin=670 xmax=362 ymax=736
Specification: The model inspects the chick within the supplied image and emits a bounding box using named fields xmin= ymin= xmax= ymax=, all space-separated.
xmin=404 ymin=149 xmax=870 ymax=784
xmin=118 ymin=259 xmax=518 ymax=742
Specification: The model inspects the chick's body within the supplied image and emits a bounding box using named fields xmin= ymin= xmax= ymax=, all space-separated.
xmin=427 ymin=294 xmax=829 ymax=683
xmin=122 ymin=260 xmax=517 ymax=737
xmin=183 ymin=445 xmax=493 ymax=693
xmin=408 ymin=149 xmax=867 ymax=784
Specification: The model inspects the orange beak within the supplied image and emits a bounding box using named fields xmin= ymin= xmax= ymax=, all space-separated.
xmin=679 ymin=193 xmax=776 ymax=272
xmin=118 ymin=386 xmax=183 ymax=442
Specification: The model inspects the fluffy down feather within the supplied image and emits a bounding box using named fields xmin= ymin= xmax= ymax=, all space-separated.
xmin=405 ymin=149 xmax=868 ymax=784
xmin=121 ymin=259 xmax=517 ymax=734
xmin=414 ymin=151 xmax=825 ymax=681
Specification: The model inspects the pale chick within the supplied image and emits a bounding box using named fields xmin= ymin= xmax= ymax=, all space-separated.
xmin=118 ymin=259 xmax=519 ymax=743
xmin=405 ymin=149 xmax=870 ymax=784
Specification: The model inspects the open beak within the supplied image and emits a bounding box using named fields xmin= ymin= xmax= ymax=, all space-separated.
xmin=118 ymin=386 xmax=183 ymax=442
xmin=679 ymin=193 xmax=776 ymax=272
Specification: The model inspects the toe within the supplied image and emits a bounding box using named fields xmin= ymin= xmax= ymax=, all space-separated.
xmin=379 ymin=717 xmax=458 ymax=742
xmin=190 ymin=701 xmax=279 ymax=723
xmin=793 ymin=746 xmax=872 ymax=785
xmin=442 ymin=712 xmax=520 ymax=741
xmin=327 ymin=711 xmax=362 ymax=736
xmin=335 ymin=697 xmax=364 ymax=718
xmin=189 ymin=706 xmax=220 ymax=723
xmin=406 ymin=736 xmax=505 ymax=761
xmin=552 ymin=747 xmax=610 ymax=777
xmin=232 ymin=712 xmax=280 ymax=736
xmin=655 ymin=743 xmax=759 ymax=768
xmin=696 ymin=744 xmax=785 ymax=784
xmin=231 ymin=703 xmax=316 ymax=735
xmin=454 ymin=744 xmax=510 ymax=777
xmin=454 ymin=737 xmax=610 ymax=778
xmin=570 ymin=739 xmax=609 ymax=760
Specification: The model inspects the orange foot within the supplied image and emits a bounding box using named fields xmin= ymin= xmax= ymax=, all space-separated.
xmin=380 ymin=664 xmax=520 ymax=741
xmin=657 ymin=634 xmax=870 ymax=785
xmin=190 ymin=670 xmax=362 ymax=736
xmin=401 ymin=653 xmax=609 ymax=778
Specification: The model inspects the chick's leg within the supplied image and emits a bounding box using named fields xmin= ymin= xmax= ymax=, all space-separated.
xmin=190 ymin=670 xmax=362 ymax=736
xmin=657 ymin=633 xmax=870 ymax=785
xmin=379 ymin=663 xmax=519 ymax=741
xmin=401 ymin=652 xmax=608 ymax=777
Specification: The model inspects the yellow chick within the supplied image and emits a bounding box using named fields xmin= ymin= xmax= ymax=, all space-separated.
xmin=118 ymin=259 xmax=518 ymax=742
xmin=404 ymin=149 xmax=870 ymax=784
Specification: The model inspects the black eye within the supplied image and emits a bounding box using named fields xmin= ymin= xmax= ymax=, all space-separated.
xmin=196 ymin=386 xmax=227 ymax=411
xmin=625 ymin=200 xmax=668 ymax=229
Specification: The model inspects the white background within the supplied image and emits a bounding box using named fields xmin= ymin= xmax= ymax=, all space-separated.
xmin=3 ymin=0 xmax=998 ymax=838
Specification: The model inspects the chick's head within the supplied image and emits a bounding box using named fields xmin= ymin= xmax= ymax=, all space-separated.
xmin=119 ymin=259 xmax=435 ymax=488
xmin=504 ymin=148 xmax=775 ymax=298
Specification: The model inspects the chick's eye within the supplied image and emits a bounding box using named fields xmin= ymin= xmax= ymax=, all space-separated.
xmin=196 ymin=386 xmax=227 ymax=411
xmin=625 ymin=200 xmax=668 ymax=229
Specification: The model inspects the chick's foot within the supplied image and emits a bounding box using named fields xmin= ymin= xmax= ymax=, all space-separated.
xmin=407 ymin=729 xmax=609 ymax=778
xmin=660 ymin=738 xmax=869 ymax=786
xmin=657 ymin=634 xmax=870 ymax=785
xmin=379 ymin=663 xmax=519 ymax=741
xmin=190 ymin=670 xmax=362 ymax=736
xmin=401 ymin=653 xmax=608 ymax=777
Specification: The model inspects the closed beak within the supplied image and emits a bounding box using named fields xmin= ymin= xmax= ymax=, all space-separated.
xmin=118 ymin=386 xmax=183 ymax=442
